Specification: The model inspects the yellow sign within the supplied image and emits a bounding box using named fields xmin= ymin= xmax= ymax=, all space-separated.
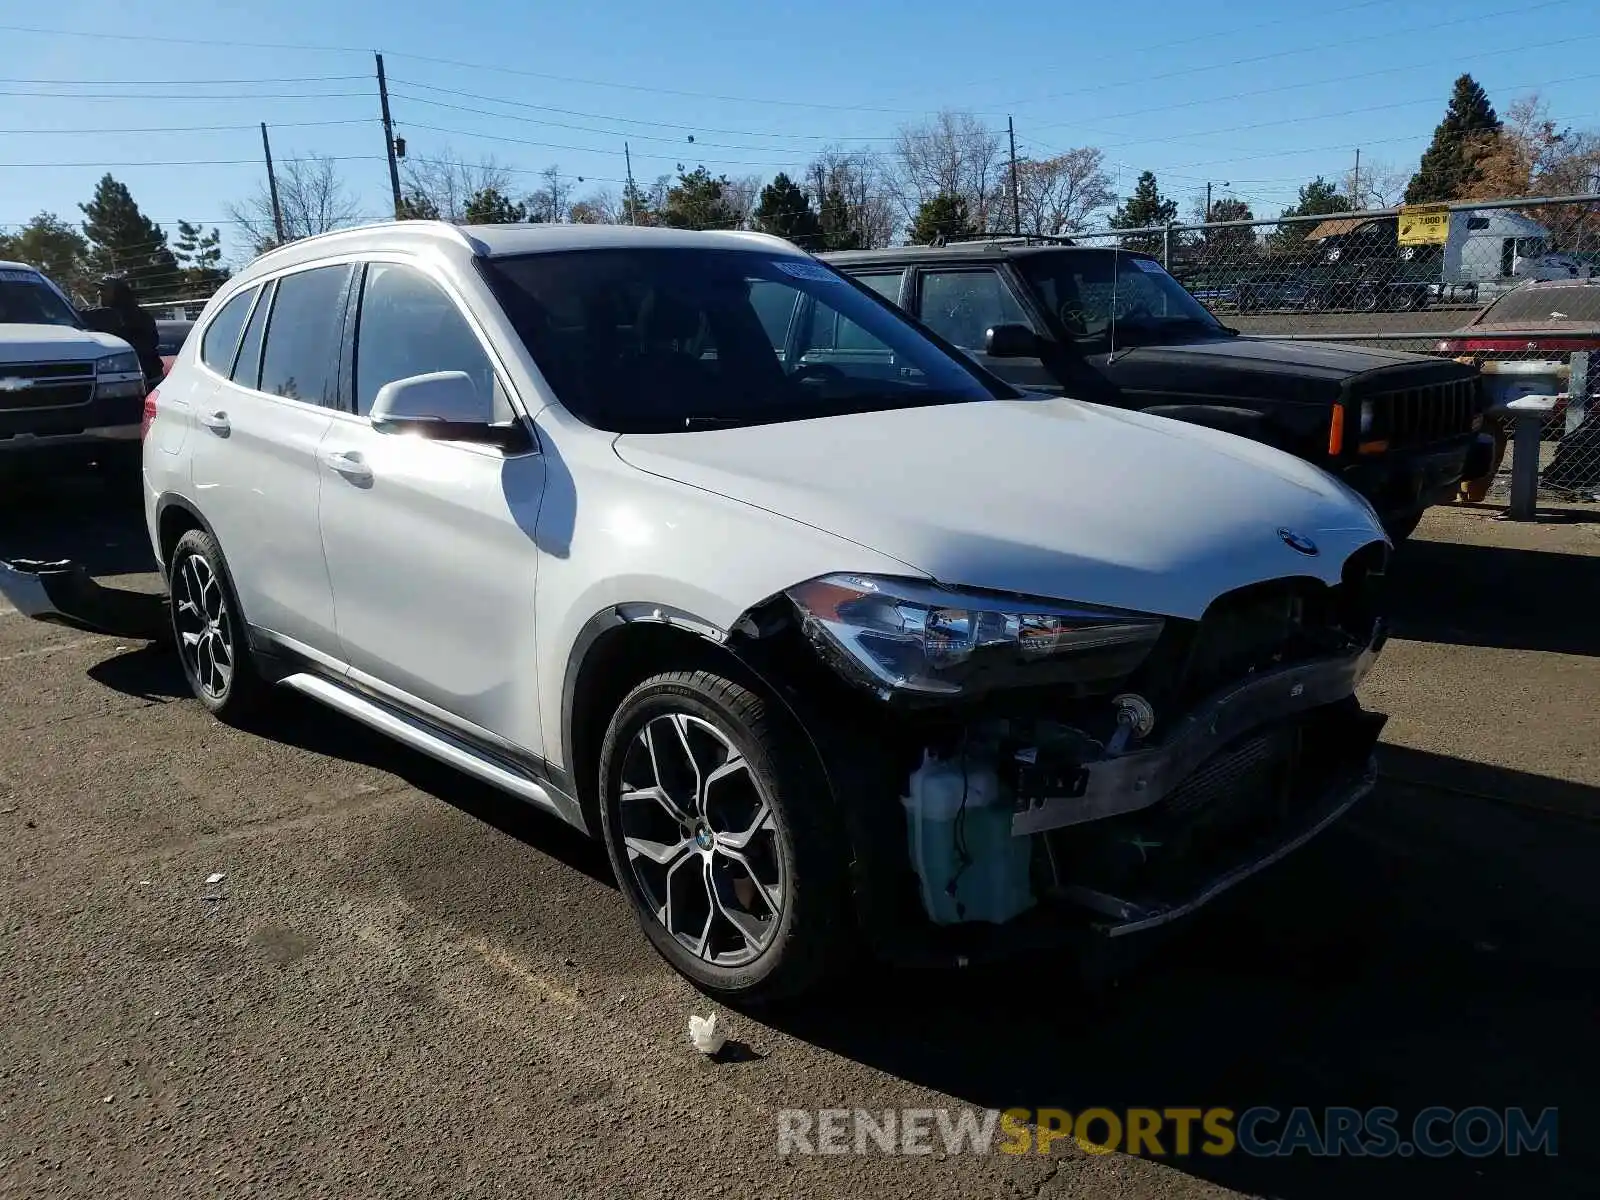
xmin=1398 ymin=203 xmax=1451 ymax=245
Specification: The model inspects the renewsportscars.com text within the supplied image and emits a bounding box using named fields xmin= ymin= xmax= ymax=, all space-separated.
xmin=776 ymin=1106 xmax=1558 ymax=1158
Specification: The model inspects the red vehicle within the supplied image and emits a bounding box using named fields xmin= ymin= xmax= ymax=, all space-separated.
xmin=1437 ymin=278 xmax=1600 ymax=497
xmin=1436 ymin=279 xmax=1600 ymax=437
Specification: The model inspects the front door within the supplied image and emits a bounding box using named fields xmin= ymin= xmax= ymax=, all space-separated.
xmin=316 ymin=260 xmax=548 ymax=757
xmin=911 ymin=265 xmax=1060 ymax=392
xmin=187 ymin=265 xmax=353 ymax=652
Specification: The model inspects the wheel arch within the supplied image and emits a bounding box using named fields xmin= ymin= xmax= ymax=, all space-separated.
xmin=153 ymin=493 xmax=220 ymax=576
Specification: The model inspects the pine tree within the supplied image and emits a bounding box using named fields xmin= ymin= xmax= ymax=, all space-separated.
xmin=906 ymin=193 xmax=976 ymax=244
xmin=0 ymin=212 xmax=93 ymax=300
xmin=172 ymin=220 xmax=228 ymax=300
xmin=79 ymin=174 xmax=179 ymax=298
xmin=1108 ymin=171 xmax=1179 ymax=254
xmin=752 ymin=173 xmax=822 ymax=248
xmin=1404 ymin=74 xmax=1502 ymax=204
xmin=463 ymin=187 xmax=527 ymax=224
xmin=1269 ymin=176 xmax=1354 ymax=254
xmin=658 ymin=166 xmax=737 ymax=230
xmin=818 ymin=185 xmax=861 ymax=251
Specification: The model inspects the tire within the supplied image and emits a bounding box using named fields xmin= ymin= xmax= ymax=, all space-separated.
xmin=597 ymin=669 xmax=851 ymax=1004
xmin=1383 ymin=511 xmax=1423 ymax=543
xmin=167 ymin=528 xmax=269 ymax=722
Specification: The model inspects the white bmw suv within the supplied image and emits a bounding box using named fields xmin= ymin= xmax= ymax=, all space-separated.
xmin=53 ymin=222 xmax=1398 ymax=999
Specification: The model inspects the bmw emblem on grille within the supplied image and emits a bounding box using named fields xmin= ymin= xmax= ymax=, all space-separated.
xmin=1277 ymin=527 xmax=1318 ymax=556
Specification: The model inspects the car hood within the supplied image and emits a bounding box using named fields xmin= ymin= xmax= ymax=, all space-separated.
xmin=0 ymin=324 xmax=130 ymax=364
xmin=1111 ymin=334 xmax=1450 ymax=380
xmin=613 ymin=396 xmax=1386 ymax=620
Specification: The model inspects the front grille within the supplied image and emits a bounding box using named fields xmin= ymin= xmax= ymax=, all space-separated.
xmin=0 ymin=361 xmax=96 ymax=412
xmin=1162 ymin=726 xmax=1292 ymax=817
xmin=1360 ymin=376 xmax=1478 ymax=448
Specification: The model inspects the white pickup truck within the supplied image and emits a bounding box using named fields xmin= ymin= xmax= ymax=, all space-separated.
xmin=0 ymin=261 xmax=148 ymax=471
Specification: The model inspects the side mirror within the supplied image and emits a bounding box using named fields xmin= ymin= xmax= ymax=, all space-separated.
xmin=370 ymin=371 xmax=524 ymax=449
xmin=984 ymin=323 xmax=1040 ymax=359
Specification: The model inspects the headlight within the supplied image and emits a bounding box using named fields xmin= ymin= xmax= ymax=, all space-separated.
xmin=1359 ymin=400 xmax=1374 ymax=435
xmin=97 ymin=351 xmax=141 ymax=375
xmin=786 ymin=574 xmax=1164 ymax=701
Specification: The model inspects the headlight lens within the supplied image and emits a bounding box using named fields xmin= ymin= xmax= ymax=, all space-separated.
xmin=1359 ymin=400 xmax=1374 ymax=434
xmin=786 ymin=574 xmax=1164 ymax=700
xmin=97 ymin=351 xmax=141 ymax=375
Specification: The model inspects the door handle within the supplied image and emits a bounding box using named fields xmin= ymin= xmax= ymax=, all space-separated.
xmin=199 ymin=410 xmax=230 ymax=434
xmin=322 ymin=448 xmax=374 ymax=483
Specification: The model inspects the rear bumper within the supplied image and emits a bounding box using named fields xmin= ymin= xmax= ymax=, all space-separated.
xmin=0 ymin=558 xmax=168 ymax=641
xmin=1340 ymin=431 xmax=1493 ymax=521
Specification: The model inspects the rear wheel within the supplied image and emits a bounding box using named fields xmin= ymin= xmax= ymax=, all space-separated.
xmin=597 ymin=669 xmax=851 ymax=1004
xmin=168 ymin=528 xmax=268 ymax=722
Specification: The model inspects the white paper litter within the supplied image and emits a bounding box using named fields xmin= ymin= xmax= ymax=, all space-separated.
xmin=688 ymin=1013 xmax=726 ymax=1056
xmin=204 ymin=873 xmax=225 ymax=886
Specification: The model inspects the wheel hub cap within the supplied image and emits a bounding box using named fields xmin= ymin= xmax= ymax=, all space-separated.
xmin=615 ymin=712 xmax=788 ymax=968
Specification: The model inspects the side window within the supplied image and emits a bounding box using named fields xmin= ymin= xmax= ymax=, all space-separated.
xmin=854 ymin=271 xmax=904 ymax=306
xmin=918 ymin=269 xmax=1032 ymax=351
xmin=257 ymin=266 xmax=353 ymax=405
xmin=354 ymin=263 xmax=500 ymax=418
xmin=748 ymin=280 xmax=799 ymax=353
xmin=199 ymin=288 xmax=253 ymax=374
xmin=231 ymin=281 xmax=273 ymax=391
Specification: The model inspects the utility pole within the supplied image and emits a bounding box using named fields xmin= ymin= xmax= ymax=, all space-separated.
xmin=623 ymin=142 xmax=637 ymax=225
xmin=260 ymin=122 xmax=285 ymax=245
xmin=1204 ymin=180 xmax=1230 ymax=223
xmin=1352 ymin=148 xmax=1361 ymax=211
xmin=1007 ymin=116 xmax=1021 ymax=236
xmin=376 ymin=53 xmax=403 ymax=219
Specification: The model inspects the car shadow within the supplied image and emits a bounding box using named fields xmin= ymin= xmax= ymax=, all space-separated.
xmin=0 ymin=468 xmax=154 ymax=577
xmin=760 ymin=748 xmax=1599 ymax=1200
xmin=1385 ymin=533 xmax=1600 ymax=656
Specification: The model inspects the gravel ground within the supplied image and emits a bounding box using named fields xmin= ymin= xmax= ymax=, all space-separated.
xmin=2 ymin=474 xmax=1596 ymax=1200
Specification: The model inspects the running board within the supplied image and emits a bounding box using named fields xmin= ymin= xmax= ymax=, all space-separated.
xmin=278 ymin=672 xmax=564 ymax=817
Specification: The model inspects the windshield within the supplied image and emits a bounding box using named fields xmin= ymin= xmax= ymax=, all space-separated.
xmin=1476 ymin=284 xmax=1600 ymax=325
xmin=1016 ymin=251 xmax=1225 ymax=345
xmin=480 ymin=248 xmax=1012 ymax=433
xmin=0 ymin=269 xmax=81 ymax=327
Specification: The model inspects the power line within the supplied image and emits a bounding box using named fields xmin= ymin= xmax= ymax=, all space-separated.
xmin=989 ymin=0 xmax=1585 ymax=109
xmin=0 ymin=118 xmax=376 ymax=135
xmin=0 ymin=87 xmax=371 ymax=101
xmin=0 ymin=22 xmax=951 ymax=115
xmin=0 ymin=74 xmax=368 ymax=85
xmin=389 ymin=79 xmax=902 ymax=143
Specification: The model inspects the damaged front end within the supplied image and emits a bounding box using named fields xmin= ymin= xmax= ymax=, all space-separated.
xmin=729 ymin=543 xmax=1391 ymax=963
xmin=0 ymin=558 xmax=170 ymax=642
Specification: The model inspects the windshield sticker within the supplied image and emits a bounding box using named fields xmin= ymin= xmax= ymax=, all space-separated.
xmin=1130 ymin=258 xmax=1166 ymax=274
xmin=0 ymin=269 xmax=42 ymax=282
xmin=775 ymin=260 xmax=842 ymax=284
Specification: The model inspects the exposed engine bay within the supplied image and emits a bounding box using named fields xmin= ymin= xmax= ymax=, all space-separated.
xmin=735 ymin=541 xmax=1392 ymax=944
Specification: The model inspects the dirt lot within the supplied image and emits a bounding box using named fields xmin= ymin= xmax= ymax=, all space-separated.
xmin=2 ymin=476 xmax=1597 ymax=1200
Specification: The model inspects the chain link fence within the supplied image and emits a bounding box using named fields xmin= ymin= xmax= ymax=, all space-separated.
xmin=1072 ymin=193 xmax=1600 ymax=502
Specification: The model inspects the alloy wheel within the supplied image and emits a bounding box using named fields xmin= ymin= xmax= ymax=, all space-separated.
xmin=616 ymin=712 xmax=787 ymax=967
xmin=174 ymin=552 xmax=233 ymax=701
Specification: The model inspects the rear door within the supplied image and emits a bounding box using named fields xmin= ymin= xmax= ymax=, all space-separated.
xmin=187 ymin=263 xmax=354 ymax=654
xmin=316 ymin=259 xmax=548 ymax=757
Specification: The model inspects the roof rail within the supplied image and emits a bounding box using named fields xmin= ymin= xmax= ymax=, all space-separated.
xmin=927 ymin=231 xmax=1077 ymax=248
xmin=250 ymin=219 xmax=485 ymax=265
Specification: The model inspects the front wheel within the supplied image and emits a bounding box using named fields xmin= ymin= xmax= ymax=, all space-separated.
xmin=597 ymin=669 xmax=851 ymax=1004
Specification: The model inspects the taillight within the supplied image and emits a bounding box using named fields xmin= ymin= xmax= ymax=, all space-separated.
xmin=1328 ymin=403 xmax=1345 ymax=457
xmin=140 ymin=387 xmax=160 ymax=440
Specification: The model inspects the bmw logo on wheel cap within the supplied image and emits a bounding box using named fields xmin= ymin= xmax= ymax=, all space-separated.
xmin=1277 ymin=527 xmax=1318 ymax=556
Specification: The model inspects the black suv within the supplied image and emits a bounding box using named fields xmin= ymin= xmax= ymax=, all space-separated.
xmin=823 ymin=239 xmax=1495 ymax=540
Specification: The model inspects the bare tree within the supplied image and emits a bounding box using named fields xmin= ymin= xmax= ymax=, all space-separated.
xmin=1463 ymin=93 xmax=1600 ymax=199
xmin=227 ymin=152 xmax=361 ymax=252
xmin=805 ymin=145 xmax=896 ymax=248
xmin=399 ymin=148 xmax=514 ymax=224
xmin=1014 ymin=147 xmax=1116 ymax=236
xmin=722 ymin=174 xmax=763 ymax=230
xmin=892 ymin=111 xmax=1005 ymax=231
xmin=1343 ymin=159 xmax=1408 ymax=210
xmin=526 ymin=165 xmax=575 ymax=223
xmin=568 ymin=188 xmax=621 ymax=224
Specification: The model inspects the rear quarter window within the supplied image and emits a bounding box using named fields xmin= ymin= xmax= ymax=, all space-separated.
xmin=200 ymin=291 xmax=253 ymax=373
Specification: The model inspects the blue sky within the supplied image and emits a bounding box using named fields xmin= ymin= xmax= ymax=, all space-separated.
xmin=3 ymin=0 xmax=1599 ymax=261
